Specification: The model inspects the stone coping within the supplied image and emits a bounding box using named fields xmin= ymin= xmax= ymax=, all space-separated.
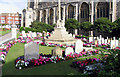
xmin=0 ymin=38 xmax=15 ymax=46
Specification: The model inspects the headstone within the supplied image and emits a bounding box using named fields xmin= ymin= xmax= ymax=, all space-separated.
xmin=75 ymin=29 xmax=77 ymax=35
xmin=11 ymin=25 xmax=17 ymax=39
xmin=107 ymin=37 xmax=109 ymax=40
xmin=29 ymin=31 xmax=32 ymax=37
xmin=27 ymin=33 xmax=31 ymax=37
xmin=32 ymin=32 xmax=37 ymax=37
xmin=39 ymin=33 xmax=42 ymax=37
xmin=94 ymin=37 xmax=96 ymax=40
xmin=100 ymin=35 xmax=102 ymax=40
xmin=97 ymin=37 xmax=99 ymax=40
xmin=105 ymin=39 xmax=108 ymax=44
xmin=113 ymin=37 xmax=116 ymax=40
xmin=95 ymin=40 xmax=98 ymax=45
xmin=115 ymin=40 xmax=119 ymax=47
xmin=22 ymin=33 xmax=27 ymax=37
xmin=73 ymin=35 xmax=75 ymax=38
xmin=75 ymin=40 xmax=83 ymax=54
xmin=110 ymin=40 xmax=116 ymax=49
xmin=102 ymin=38 xmax=104 ymax=44
xmin=89 ymin=31 xmax=93 ymax=37
xmin=108 ymin=39 xmax=111 ymax=43
xmin=52 ymin=47 xmax=62 ymax=56
xmin=89 ymin=37 xmax=93 ymax=42
xmin=22 ymin=31 xmax=25 ymax=35
xmin=24 ymin=42 xmax=39 ymax=60
xmin=65 ymin=47 xmax=74 ymax=56
xmin=119 ymin=38 xmax=120 ymax=47
xmin=69 ymin=33 xmax=72 ymax=37
xmin=98 ymin=39 xmax=101 ymax=45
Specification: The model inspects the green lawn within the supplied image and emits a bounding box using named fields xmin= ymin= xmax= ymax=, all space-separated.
xmin=94 ymin=47 xmax=108 ymax=52
xmin=0 ymin=30 xmax=11 ymax=36
xmin=2 ymin=43 xmax=101 ymax=75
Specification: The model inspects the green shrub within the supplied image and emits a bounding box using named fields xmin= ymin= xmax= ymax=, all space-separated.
xmin=24 ymin=27 xmax=31 ymax=33
xmin=19 ymin=27 xmax=24 ymax=32
xmin=31 ymin=21 xmax=54 ymax=32
xmin=80 ymin=22 xmax=93 ymax=31
xmin=65 ymin=19 xmax=80 ymax=30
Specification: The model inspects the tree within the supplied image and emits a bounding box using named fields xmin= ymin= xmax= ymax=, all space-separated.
xmin=114 ymin=18 xmax=120 ymax=28
xmin=31 ymin=21 xmax=54 ymax=32
xmin=80 ymin=22 xmax=93 ymax=31
xmin=65 ymin=19 xmax=80 ymax=34
xmin=19 ymin=27 xmax=24 ymax=32
xmin=112 ymin=18 xmax=120 ymax=37
xmin=94 ymin=17 xmax=115 ymax=33
xmin=65 ymin=19 xmax=80 ymax=30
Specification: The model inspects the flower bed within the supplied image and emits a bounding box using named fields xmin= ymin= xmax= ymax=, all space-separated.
xmin=15 ymin=54 xmax=65 ymax=70
xmin=71 ymin=58 xmax=102 ymax=75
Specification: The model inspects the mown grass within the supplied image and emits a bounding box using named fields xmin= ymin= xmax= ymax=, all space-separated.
xmin=0 ymin=30 xmax=11 ymax=36
xmin=2 ymin=43 xmax=100 ymax=75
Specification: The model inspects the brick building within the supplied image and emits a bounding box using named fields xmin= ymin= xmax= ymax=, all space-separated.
xmin=0 ymin=12 xmax=21 ymax=27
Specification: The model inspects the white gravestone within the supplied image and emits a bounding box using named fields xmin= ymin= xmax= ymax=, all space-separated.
xmin=113 ymin=37 xmax=116 ymax=40
xmin=107 ymin=37 xmax=109 ymax=40
xmin=97 ymin=37 xmax=99 ymax=40
xmin=75 ymin=40 xmax=83 ymax=54
xmin=12 ymin=25 xmax=17 ymax=39
xmin=73 ymin=35 xmax=75 ymax=38
xmin=24 ymin=42 xmax=39 ymax=61
xmin=100 ymin=35 xmax=102 ymax=40
xmin=39 ymin=33 xmax=42 ymax=37
xmin=98 ymin=39 xmax=101 ymax=45
xmin=27 ymin=33 xmax=31 ymax=37
xmin=105 ymin=39 xmax=108 ymax=44
xmin=115 ymin=40 xmax=118 ymax=47
xmin=32 ymin=32 xmax=37 ymax=37
xmin=22 ymin=31 xmax=25 ymax=35
xmin=110 ymin=40 xmax=116 ymax=49
xmin=65 ymin=47 xmax=74 ymax=56
xmin=22 ymin=33 xmax=27 ymax=37
xmin=102 ymin=38 xmax=104 ymax=44
xmin=89 ymin=37 xmax=93 ymax=42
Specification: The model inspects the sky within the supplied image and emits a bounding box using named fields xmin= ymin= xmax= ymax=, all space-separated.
xmin=0 ymin=0 xmax=27 ymax=14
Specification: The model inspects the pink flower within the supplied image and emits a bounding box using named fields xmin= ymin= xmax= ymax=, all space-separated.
xmin=40 ymin=62 xmax=42 ymax=64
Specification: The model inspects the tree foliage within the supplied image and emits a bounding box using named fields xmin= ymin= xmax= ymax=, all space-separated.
xmin=112 ymin=18 xmax=120 ymax=37
xmin=31 ymin=21 xmax=54 ymax=32
xmin=94 ymin=17 xmax=115 ymax=33
xmin=65 ymin=19 xmax=80 ymax=30
xmin=19 ymin=27 xmax=24 ymax=32
xmin=80 ymin=22 xmax=93 ymax=31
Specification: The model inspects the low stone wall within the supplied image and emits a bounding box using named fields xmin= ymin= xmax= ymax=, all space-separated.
xmin=0 ymin=38 xmax=15 ymax=46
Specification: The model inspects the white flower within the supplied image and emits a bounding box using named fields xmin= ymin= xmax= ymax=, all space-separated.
xmin=25 ymin=63 xmax=27 ymax=67
xmin=59 ymin=56 xmax=62 ymax=58
xmin=43 ymin=57 xmax=46 ymax=59
xmin=19 ymin=67 xmax=22 ymax=70
xmin=21 ymin=61 xmax=25 ymax=63
xmin=16 ymin=64 xmax=18 ymax=67
xmin=54 ymin=61 xmax=56 ymax=63
xmin=84 ymin=70 xmax=87 ymax=74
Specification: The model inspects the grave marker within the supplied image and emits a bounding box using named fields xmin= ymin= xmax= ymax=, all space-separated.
xmin=24 ymin=42 xmax=39 ymax=60
xmin=75 ymin=40 xmax=83 ymax=54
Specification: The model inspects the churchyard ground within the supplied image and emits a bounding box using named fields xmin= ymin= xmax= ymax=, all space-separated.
xmin=2 ymin=43 xmax=101 ymax=75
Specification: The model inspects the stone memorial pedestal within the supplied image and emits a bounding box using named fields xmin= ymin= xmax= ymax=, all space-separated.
xmin=46 ymin=20 xmax=76 ymax=44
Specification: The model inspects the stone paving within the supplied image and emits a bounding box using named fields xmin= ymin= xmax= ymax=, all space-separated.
xmin=0 ymin=32 xmax=12 ymax=43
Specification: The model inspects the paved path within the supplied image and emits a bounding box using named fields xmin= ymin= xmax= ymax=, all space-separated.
xmin=0 ymin=32 xmax=12 ymax=43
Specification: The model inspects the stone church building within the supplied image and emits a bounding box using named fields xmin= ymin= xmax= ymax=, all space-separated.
xmin=21 ymin=0 xmax=120 ymax=27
